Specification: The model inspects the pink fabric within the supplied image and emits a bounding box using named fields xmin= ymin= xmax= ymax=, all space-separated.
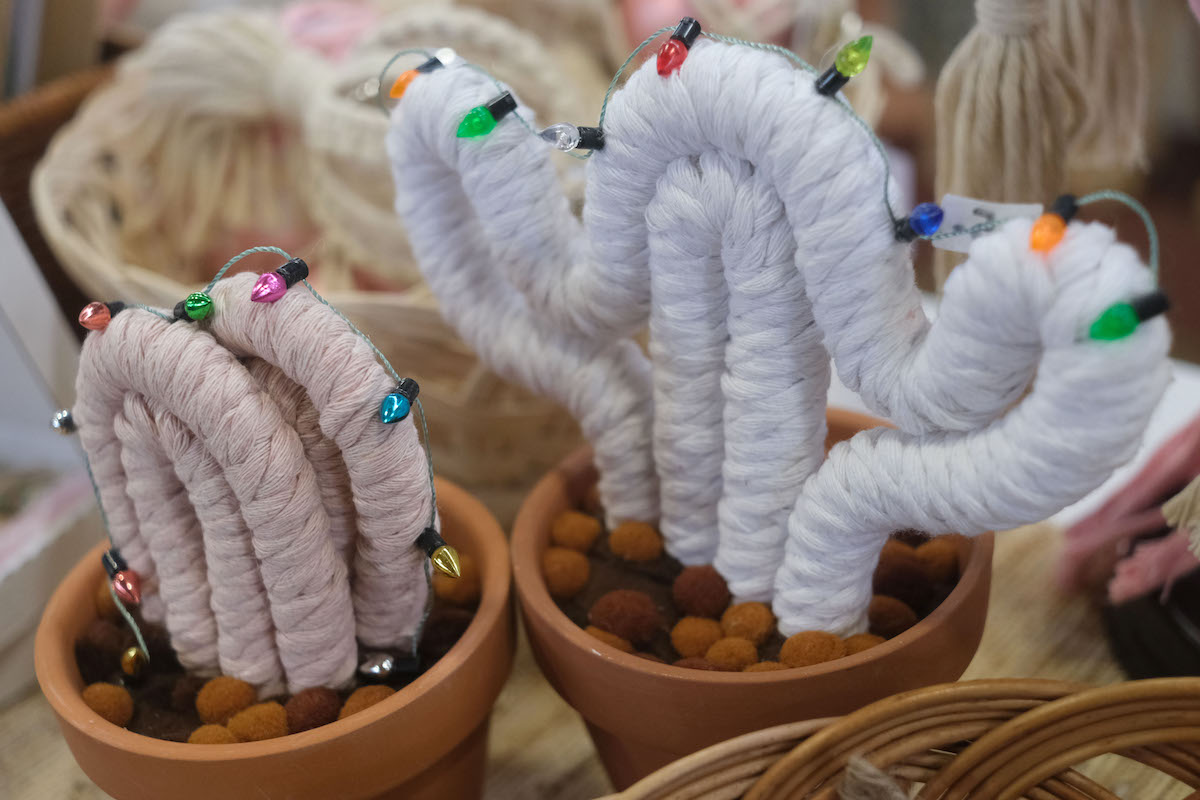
xmin=281 ymin=1 xmax=379 ymax=62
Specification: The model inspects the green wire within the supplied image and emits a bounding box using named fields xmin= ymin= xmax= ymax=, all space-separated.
xmin=1078 ymin=190 xmax=1159 ymax=283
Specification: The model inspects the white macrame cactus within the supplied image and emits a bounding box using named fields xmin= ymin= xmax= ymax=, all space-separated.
xmin=387 ymin=38 xmax=1171 ymax=634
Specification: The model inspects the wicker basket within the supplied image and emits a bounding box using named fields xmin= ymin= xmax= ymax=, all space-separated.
xmin=607 ymin=677 xmax=1200 ymax=799
xmin=30 ymin=6 xmax=605 ymax=522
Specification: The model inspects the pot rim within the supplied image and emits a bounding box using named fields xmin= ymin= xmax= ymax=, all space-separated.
xmin=512 ymin=406 xmax=995 ymax=686
xmin=34 ymin=475 xmax=510 ymax=762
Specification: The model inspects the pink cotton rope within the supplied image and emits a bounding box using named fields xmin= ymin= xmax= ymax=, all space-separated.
xmin=75 ymin=270 xmax=433 ymax=693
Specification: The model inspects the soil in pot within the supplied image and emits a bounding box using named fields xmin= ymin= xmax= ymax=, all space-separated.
xmin=544 ymin=500 xmax=964 ymax=669
xmin=76 ymin=564 xmax=480 ymax=743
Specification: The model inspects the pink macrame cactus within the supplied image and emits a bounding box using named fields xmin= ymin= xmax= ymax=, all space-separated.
xmin=74 ymin=272 xmax=434 ymax=695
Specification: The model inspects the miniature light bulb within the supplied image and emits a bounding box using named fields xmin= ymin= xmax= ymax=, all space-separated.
xmin=815 ymin=35 xmax=873 ymax=96
xmin=657 ymin=17 xmax=701 ymax=77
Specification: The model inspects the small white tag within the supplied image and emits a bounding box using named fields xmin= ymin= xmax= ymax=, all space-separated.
xmin=932 ymin=194 xmax=1043 ymax=253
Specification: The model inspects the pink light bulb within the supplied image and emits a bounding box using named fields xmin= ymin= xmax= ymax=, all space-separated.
xmin=250 ymin=272 xmax=288 ymax=303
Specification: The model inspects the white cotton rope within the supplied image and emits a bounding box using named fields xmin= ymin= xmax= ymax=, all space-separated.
xmin=774 ymin=220 xmax=1170 ymax=634
xmin=387 ymin=37 xmax=1170 ymax=625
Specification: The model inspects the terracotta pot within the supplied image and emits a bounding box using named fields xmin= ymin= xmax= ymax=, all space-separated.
xmin=35 ymin=477 xmax=514 ymax=800
xmin=512 ymin=407 xmax=994 ymax=790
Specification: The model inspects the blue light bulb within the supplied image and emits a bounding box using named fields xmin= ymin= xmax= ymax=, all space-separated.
xmin=908 ymin=203 xmax=944 ymax=237
xmin=379 ymin=393 xmax=412 ymax=424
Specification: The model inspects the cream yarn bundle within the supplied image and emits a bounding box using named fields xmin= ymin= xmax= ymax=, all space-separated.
xmin=75 ymin=272 xmax=434 ymax=695
xmin=388 ymin=36 xmax=1170 ymax=634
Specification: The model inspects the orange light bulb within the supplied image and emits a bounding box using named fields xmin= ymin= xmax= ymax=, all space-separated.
xmin=1030 ymin=213 xmax=1067 ymax=252
xmin=389 ymin=69 xmax=419 ymax=99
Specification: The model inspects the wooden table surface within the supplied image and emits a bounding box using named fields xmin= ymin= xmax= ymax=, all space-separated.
xmin=1 ymin=524 xmax=1185 ymax=799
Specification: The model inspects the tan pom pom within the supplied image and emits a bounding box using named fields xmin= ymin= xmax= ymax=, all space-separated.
xmin=744 ymin=661 xmax=788 ymax=673
xmin=95 ymin=578 xmax=118 ymax=620
xmin=541 ymin=547 xmax=590 ymax=599
xmin=779 ymin=631 xmax=846 ymax=668
xmin=720 ymin=602 xmax=775 ymax=646
xmin=227 ymin=702 xmax=288 ymax=742
xmin=196 ymin=676 xmax=257 ymax=725
xmin=916 ymin=536 xmax=962 ymax=584
xmin=339 ymin=685 xmax=396 ymax=720
xmin=869 ymin=595 xmax=919 ymax=639
xmin=552 ymin=510 xmax=602 ymax=552
xmin=433 ymin=551 xmax=481 ymax=606
xmin=670 ymin=617 xmax=723 ymax=659
xmin=608 ymin=521 xmax=664 ymax=562
xmin=586 ymin=625 xmax=634 ymax=654
xmin=82 ymin=682 xmax=133 ymax=727
xmin=188 ymin=724 xmax=238 ymax=744
xmin=704 ymin=637 xmax=758 ymax=672
xmin=844 ymin=633 xmax=887 ymax=655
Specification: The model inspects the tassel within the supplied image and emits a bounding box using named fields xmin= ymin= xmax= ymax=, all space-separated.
xmin=933 ymin=0 xmax=1085 ymax=287
xmin=1163 ymin=476 xmax=1200 ymax=559
xmin=1048 ymin=0 xmax=1147 ymax=171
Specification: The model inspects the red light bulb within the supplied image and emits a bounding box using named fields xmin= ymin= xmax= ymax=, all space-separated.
xmin=657 ymin=39 xmax=688 ymax=76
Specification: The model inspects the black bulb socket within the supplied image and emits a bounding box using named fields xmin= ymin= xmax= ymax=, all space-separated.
xmin=416 ymin=527 xmax=447 ymax=557
xmin=276 ymin=257 xmax=309 ymax=288
xmin=486 ymin=92 xmax=517 ymax=122
xmin=396 ymin=377 xmax=420 ymax=402
xmin=577 ymin=126 xmax=605 ymax=150
xmin=672 ymin=17 xmax=701 ymax=48
xmin=102 ymin=549 xmax=127 ymax=578
xmin=1132 ymin=290 xmax=1169 ymax=323
xmin=1050 ymin=194 xmax=1079 ymax=223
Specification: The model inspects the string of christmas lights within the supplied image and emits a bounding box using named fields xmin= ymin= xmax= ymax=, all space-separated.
xmin=376 ymin=17 xmax=1169 ymax=343
xmin=59 ymin=246 xmax=458 ymax=678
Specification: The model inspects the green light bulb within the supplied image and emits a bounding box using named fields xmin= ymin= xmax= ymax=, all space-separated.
xmin=457 ymin=106 xmax=497 ymax=138
xmin=1089 ymin=302 xmax=1139 ymax=341
xmin=835 ymin=35 xmax=873 ymax=78
xmin=183 ymin=292 xmax=213 ymax=321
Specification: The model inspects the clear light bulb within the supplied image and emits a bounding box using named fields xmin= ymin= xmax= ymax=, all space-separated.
xmin=435 ymin=48 xmax=457 ymax=66
xmin=540 ymin=123 xmax=581 ymax=151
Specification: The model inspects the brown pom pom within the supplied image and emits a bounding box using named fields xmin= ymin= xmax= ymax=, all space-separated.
xmin=339 ymin=685 xmax=396 ymax=720
xmin=582 ymin=485 xmax=604 ymax=515
xmin=285 ymin=687 xmax=342 ymax=734
xmin=171 ymin=674 xmax=207 ymax=713
xmin=720 ymin=602 xmax=775 ymax=646
xmin=779 ymin=631 xmax=846 ymax=668
xmin=672 ymin=566 xmax=731 ymax=618
xmin=95 ymin=578 xmax=118 ymax=620
xmin=916 ymin=536 xmax=962 ymax=583
xmin=552 ymin=510 xmax=602 ymax=552
xmin=82 ymin=682 xmax=133 ymax=727
xmin=541 ymin=547 xmax=590 ymax=599
xmin=188 ymin=724 xmax=238 ymax=744
xmin=227 ymin=702 xmax=288 ymax=742
xmin=589 ymin=589 xmax=662 ymax=644
xmin=585 ymin=625 xmax=634 ymax=653
xmin=873 ymin=539 xmax=934 ymax=611
xmin=673 ymin=657 xmax=719 ymax=671
xmin=670 ymin=617 xmax=723 ymax=659
xmin=433 ymin=551 xmax=481 ymax=606
xmin=844 ymin=633 xmax=887 ymax=655
xmin=705 ymin=637 xmax=758 ymax=671
xmin=744 ymin=661 xmax=788 ymax=673
xmin=196 ymin=676 xmax=257 ymax=725
xmin=608 ymin=521 xmax=664 ymax=562
xmin=869 ymin=595 xmax=919 ymax=639
xmin=81 ymin=618 xmax=130 ymax=659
